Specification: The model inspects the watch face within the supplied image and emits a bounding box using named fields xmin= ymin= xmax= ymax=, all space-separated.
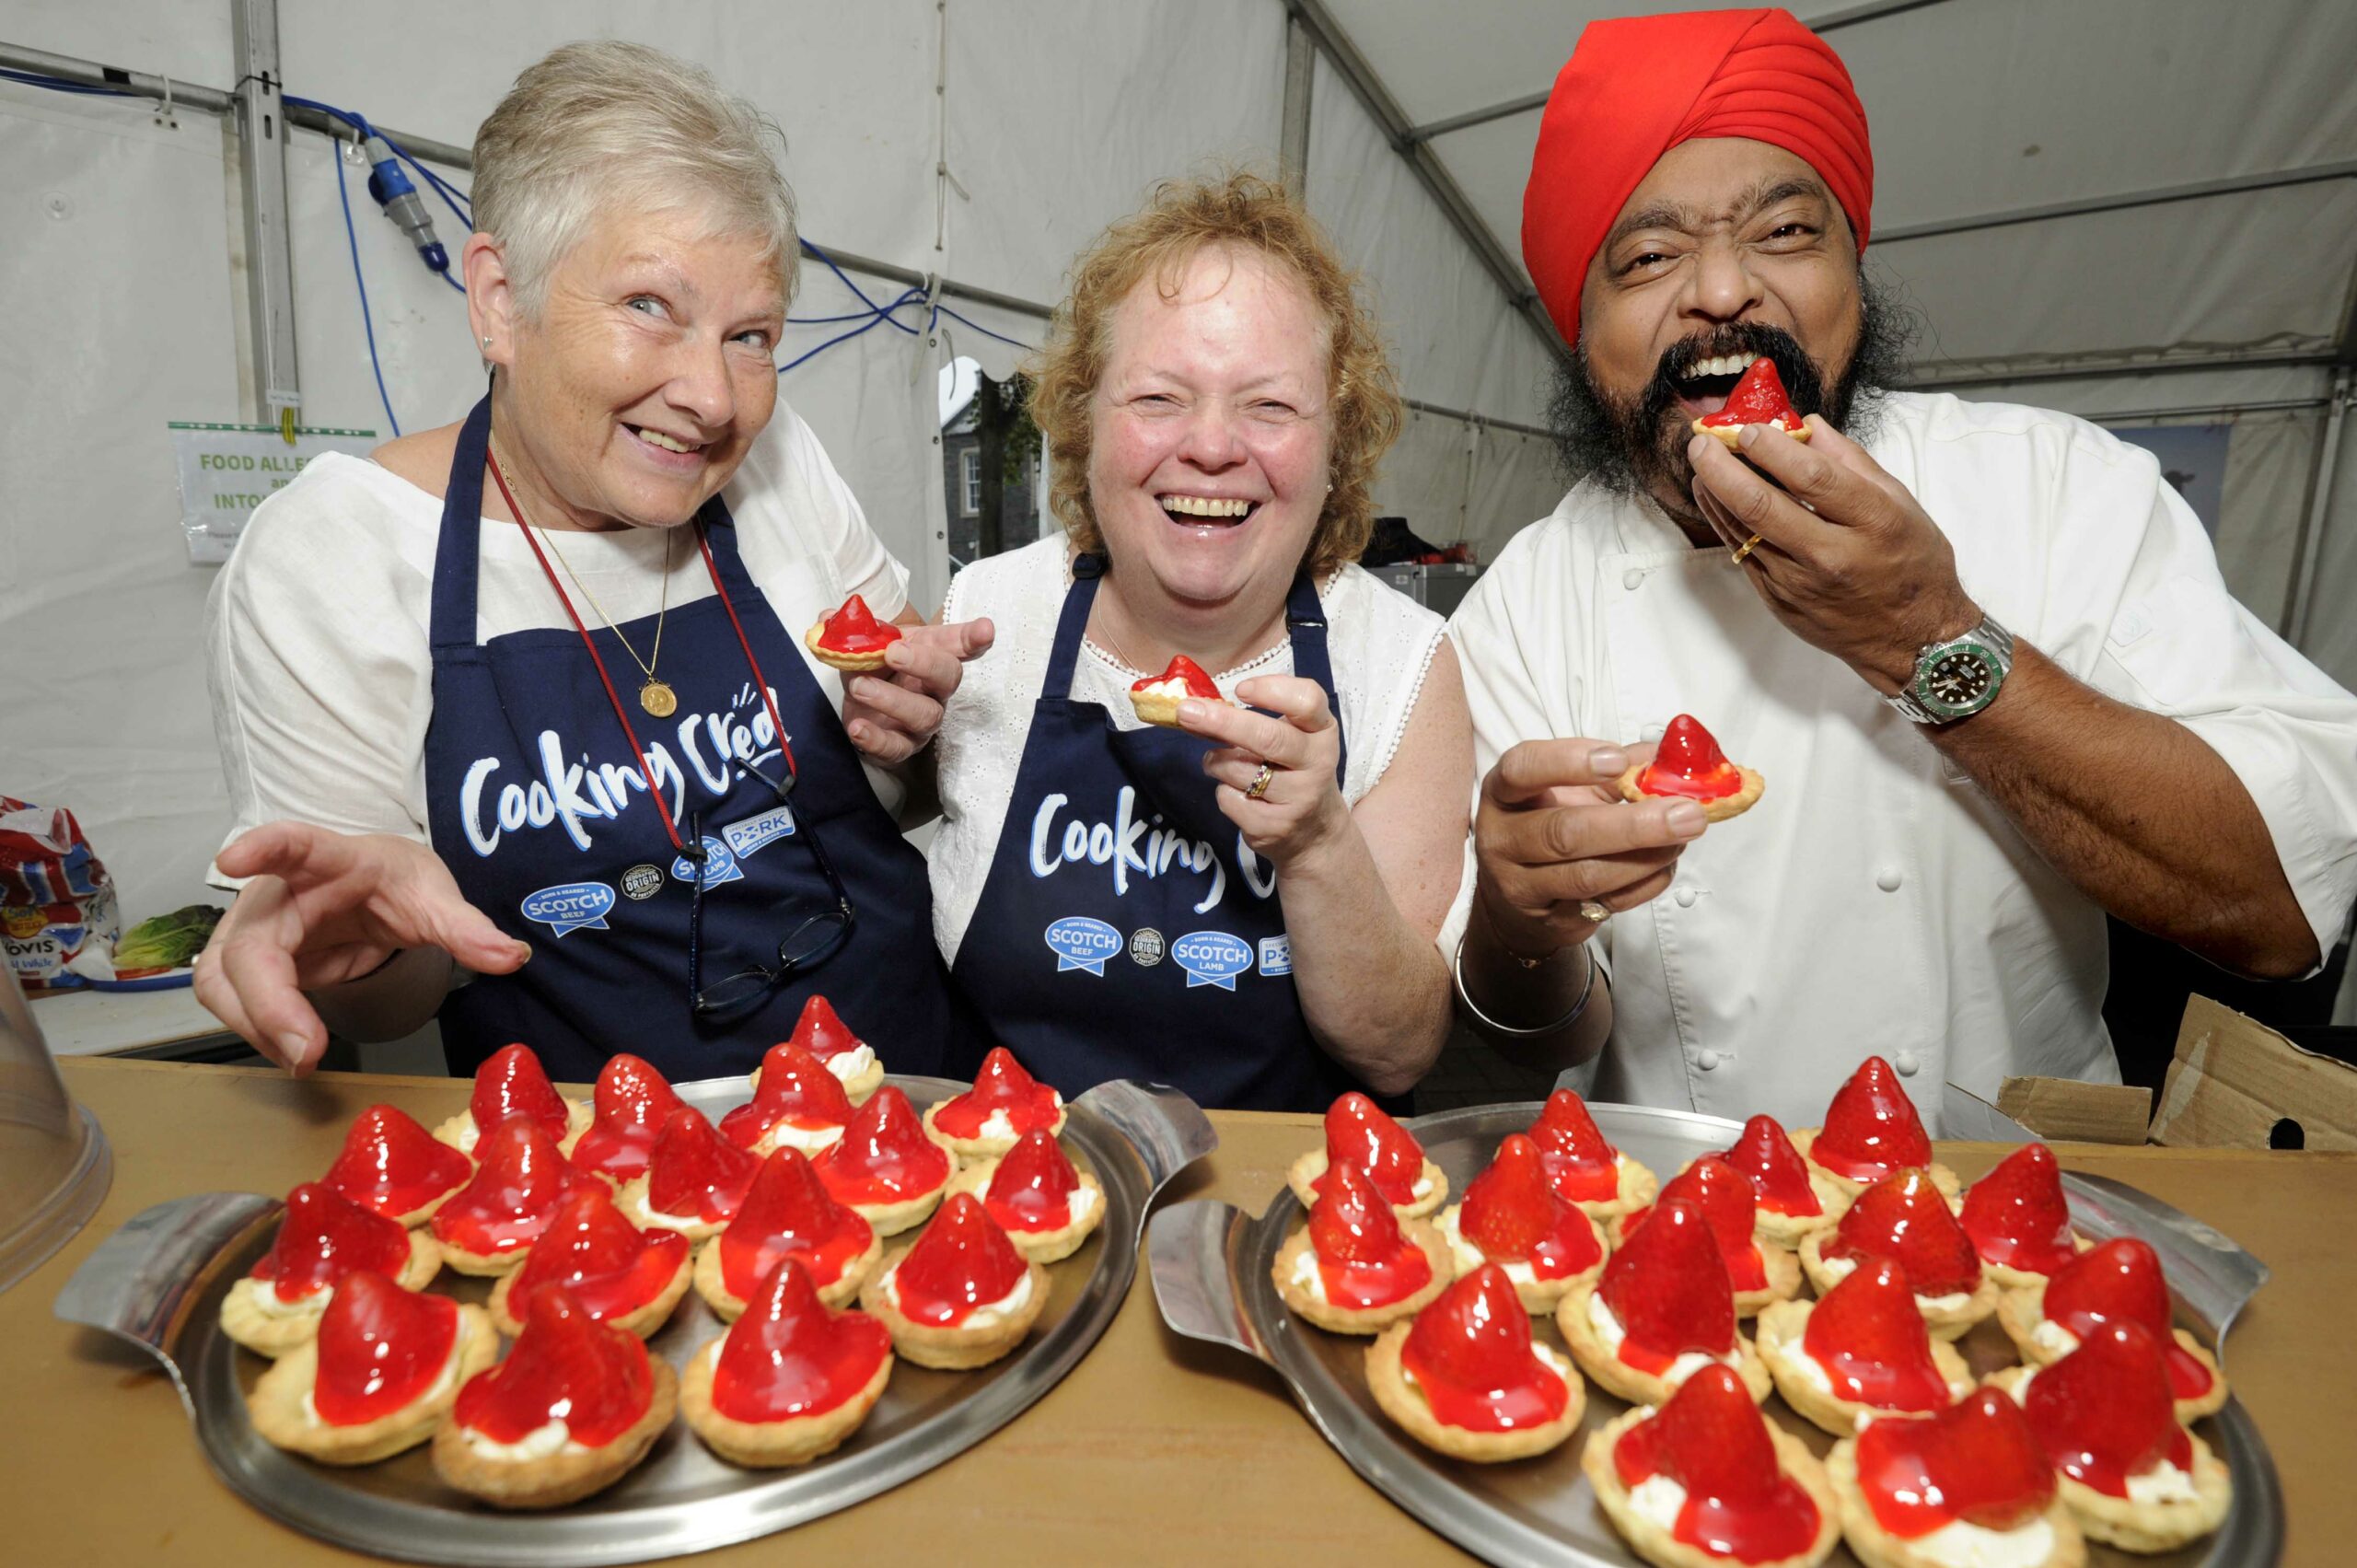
xmin=1916 ymin=643 xmax=2000 ymax=717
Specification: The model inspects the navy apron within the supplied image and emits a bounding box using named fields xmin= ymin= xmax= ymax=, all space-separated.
xmin=420 ymin=396 xmax=958 ymax=1083
xmin=946 ymin=552 xmax=1379 ymax=1111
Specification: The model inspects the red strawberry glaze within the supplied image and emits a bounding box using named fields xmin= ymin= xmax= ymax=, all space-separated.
xmin=983 ymin=1130 xmax=1082 ymax=1233
xmin=508 ymin=1183 xmax=688 ymax=1322
xmin=812 ymin=1087 xmax=951 ymax=1207
xmin=1959 ymin=1143 xmax=2079 ymax=1276
xmin=720 ymin=1150 xmax=876 ymax=1300
xmin=1307 ymin=1158 xmax=1433 ymax=1309
xmin=454 ymin=1284 xmax=653 ymax=1447
xmin=321 ymin=1105 xmax=471 ymax=1220
xmin=1399 ymin=1264 xmax=1570 ymax=1432
xmin=1811 ymin=1056 xmax=1933 ymax=1180
xmin=1695 ymin=357 xmax=1806 ymax=436
xmin=1857 ymin=1388 xmax=2057 ymax=1539
xmin=888 ymin=1193 xmax=1029 ymax=1328
xmin=644 ymin=1109 xmax=760 ymax=1225
xmin=786 ymin=994 xmax=866 ymax=1063
xmin=570 ymin=1055 xmax=685 ymax=1184
xmin=720 ymin=1041 xmax=855 ymax=1150
xmin=815 ymin=593 xmax=900 ymax=655
xmin=1634 ymin=714 xmax=1743 ymax=802
xmin=466 ymin=1042 xmax=575 ymax=1144
xmin=1612 ymin=1365 xmax=1821 ymax=1562
xmin=312 ymin=1272 xmax=461 ymax=1426
xmin=1132 ymin=654 xmax=1219 ymax=698
xmin=1620 ymin=1157 xmax=1766 ymax=1291
xmin=1721 ymin=1115 xmax=1822 ymax=1217
xmin=1597 ymin=1195 xmax=1736 ymax=1375
xmin=2020 ymin=1321 xmax=2194 ymax=1498
xmin=431 ymin=1118 xmax=581 ymax=1258
xmin=250 ymin=1182 xmax=413 ymax=1303
xmin=2042 ymin=1237 xmax=2214 ymax=1400
xmin=712 ymin=1260 xmax=892 ymax=1423
xmin=1313 ymin=1092 xmax=1429 ymax=1207
xmin=1459 ymin=1134 xmax=1601 ymax=1279
xmin=1802 ymin=1258 xmax=1952 ymax=1411
xmin=1527 ymin=1089 xmax=1622 ymax=1203
xmin=931 ymin=1048 xmax=1062 ymax=1140
xmin=1825 ymin=1168 xmax=1982 ymax=1297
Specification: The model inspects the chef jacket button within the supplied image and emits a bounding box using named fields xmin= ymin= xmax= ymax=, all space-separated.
xmin=1895 ymin=1051 xmax=1922 ymax=1077
xmin=1673 ymin=886 xmax=1698 ymax=908
xmin=1696 ymin=1049 xmax=1722 ymax=1071
xmin=1875 ymin=866 xmax=1904 ymax=892
xmin=1622 ymin=568 xmax=1644 ymax=590
xmin=1642 ymin=723 xmax=1665 ymax=743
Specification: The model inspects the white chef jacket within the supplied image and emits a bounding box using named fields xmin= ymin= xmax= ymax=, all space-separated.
xmin=1446 ymin=390 xmax=2357 ymax=1131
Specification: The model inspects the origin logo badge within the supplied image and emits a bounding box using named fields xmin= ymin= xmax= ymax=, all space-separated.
xmin=1173 ymin=930 xmax=1251 ymax=992
xmin=1044 ymin=916 xmax=1122 ymax=976
xmin=619 ymin=864 xmax=664 ymax=901
xmin=1129 ymin=927 xmax=1165 ymax=968
xmin=520 ymin=881 xmax=616 ymax=938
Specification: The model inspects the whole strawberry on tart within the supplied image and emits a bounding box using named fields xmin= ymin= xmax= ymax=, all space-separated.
xmin=1614 ymin=714 xmax=1764 ymax=824
xmin=318 ymin=1104 xmax=472 ymax=1225
xmin=1718 ymin=1113 xmax=1848 ymax=1247
xmin=859 ymin=1192 xmax=1049 ymax=1370
xmin=432 ymin=1042 xmax=591 ymax=1159
xmin=1272 ymin=1156 xmax=1453 ymax=1335
xmin=1957 ymin=1142 xmax=2092 ymax=1289
xmin=1365 ymin=1263 xmax=1585 ymax=1463
xmin=1286 ymin=1091 xmax=1447 ymax=1219
xmin=220 ymin=1182 xmax=443 ymax=1356
xmin=683 ymin=1258 xmax=895 ymax=1469
xmin=1754 ymin=1257 xmax=1974 ymax=1438
xmin=1826 ymin=1388 xmax=2085 ymax=1568
xmin=1789 ymin=1055 xmax=1960 ymax=1199
xmin=922 ymin=1046 xmax=1067 ymax=1161
xmin=246 ymin=1272 xmax=497 ymax=1465
xmin=945 ymin=1128 xmax=1108 ymax=1264
xmin=1526 ymin=1088 xmax=1656 ymax=1218
xmin=1558 ymin=1193 xmax=1772 ymax=1408
xmin=1614 ymin=1156 xmax=1802 ymax=1318
xmin=1435 ymin=1133 xmax=1606 ymax=1311
xmin=568 ymin=1054 xmax=687 ymax=1188
xmin=1799 ymin=1167 xmax=1998 ymax=1341
xmin=751 ymin=994 xmax=886 ymax=1103
xmin=1994 ymin=1236 xmax=2227 ymax=1422
xmin=697 ymin=1147 xmax=884 ymax=1318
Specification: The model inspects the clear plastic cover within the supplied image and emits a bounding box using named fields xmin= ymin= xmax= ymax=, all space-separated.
xmin=0 ymin=970 xmax=112 ymax=1294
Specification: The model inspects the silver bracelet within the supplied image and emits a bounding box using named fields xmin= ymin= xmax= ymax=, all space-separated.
xmin=1452 ymin=933 xmax=1596 ymax=1039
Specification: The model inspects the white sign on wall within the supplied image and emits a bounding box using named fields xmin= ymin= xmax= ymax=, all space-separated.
xmin=169 ymin=421 xmax=377 ymax=564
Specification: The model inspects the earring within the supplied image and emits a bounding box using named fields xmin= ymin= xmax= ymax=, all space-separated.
xmin=481 ymin=335 xmax=493 ymax=350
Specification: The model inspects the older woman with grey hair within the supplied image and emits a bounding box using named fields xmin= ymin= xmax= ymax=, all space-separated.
xmin=196 ymin=41 xmax=988 ymax=1083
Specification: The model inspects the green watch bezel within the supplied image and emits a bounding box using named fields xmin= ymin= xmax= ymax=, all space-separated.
xmin=1909 ymin=638 xmax=2006 ymax=720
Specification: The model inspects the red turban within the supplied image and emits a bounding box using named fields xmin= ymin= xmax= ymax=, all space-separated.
xmin=1521 ymin=7 xmax=1873 ymax=346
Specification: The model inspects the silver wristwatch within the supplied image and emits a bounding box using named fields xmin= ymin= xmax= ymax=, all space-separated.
xmin=1886 ymin=613 xmax=2014 ymax=724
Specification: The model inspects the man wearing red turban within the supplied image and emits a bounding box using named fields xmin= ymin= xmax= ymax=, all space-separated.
xmin=1446 ymin=9 xmax=2357 ymax=1127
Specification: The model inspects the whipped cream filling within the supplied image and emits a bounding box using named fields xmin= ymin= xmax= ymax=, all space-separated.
xmin=462 ymin=1414 xmax=591 ymax=1460
xmin=2125 ymin=1459 xmax=2201 ymax=1504
xmin=1588 ymin=1291 xmax=1740 ymax=1383
xmin=1906 ymin=1516 xmax=2057 ymax=1568
xmin=1814 ymin=1251 xmax=1970 ymax=1310
xmin=763 ymin=1121 xmax=846 ymax=1156
xmin=300 ymin=1324 xmax=468 ymax=1429
xmin=233 ymin=1275 xmax=330 ymax=1319
xmin=819 ymin=1043 xmax=877 ymax=1086
xmin=1778 ymin=1329 xmax=1974 ymax=1423
xmin=2028 ymin=1318 xmax=2080 ymax=1359
xmin=1626 ymin=1472 xmax=1689 ymax=1529
xmin=877 ymin=1260 xmax=1035 ymax=1330
xmin=1287 ymin=1243 xmax=1329 ymax=1303
xmin=1015 ymin=1178 xmax=1100 ymax=1232
xmin=1437 ymin=1205 xmax=1540 ymax=1286
xmin=1133 ymin=676 xmax=1197 ymax=700
xmin=621 ymin=1187 xmax=706 ymax=1233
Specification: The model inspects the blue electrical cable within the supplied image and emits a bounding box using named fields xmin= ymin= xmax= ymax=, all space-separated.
xmin=0 ymin=67 xmax=128 ymax=96
xmin=331 ymin=144 xmax=402 ymax=436
xmin=935 ymin=304 xmax=1033 ymax=351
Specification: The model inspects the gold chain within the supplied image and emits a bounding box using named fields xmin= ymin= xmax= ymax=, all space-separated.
xmin=492 ymin=439 xmax=675 ymax=681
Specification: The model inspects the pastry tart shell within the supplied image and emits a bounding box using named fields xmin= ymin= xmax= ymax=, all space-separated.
xmin=1286 ymin=1150 xmax=1447 ymax=1220
xmin=1127 ymin=689 xmax=1189 ymax=727
xmin=1608 ymin=1209 xmax=1801 ymax=1318
xmin=1784 ymin=1131 xmax=1958 ymax=1202
xmin=220 ymin=1229 xmax=444 ymax=1356
xmin=1754 ymin=1297 xmax=1973 ymax=1437
xmin=487 ymin=1246 xmax=695 ymax=1340
xmin=614 ymin=1177 xmax=739 ymax=1245
xmin=1993 ymin=1282 xmax=2228 ymax=1422
xmin=1364 ymin=1321 xmax=1583 ymax=1462
xmin=245 ymin=1303 xmax=497 ymax=1464
xmin=1798 ymin=1234 xmax=1999 ymax=1341
xmin=803 ymin=623 xmax=890 ymax=673
xmin=680 ymin=1335 xmax=892 ymax=1467
xmin=1614 ymin=762 xmax=1766 ymax=824
xmin=860 ymin=1258 xmax=1051 ymax=1370
xmin=1973 ymin=1230 xmax=2095 ymax=1292
xmin=432 ymin=1100 xmax=590 ymax=1161
xmin=691 ymin=1228 xmax=883 ymax=1319
xmin=1581 ymin=1401 xmax=1841 ymax=1568
xmin=945 ymin=1160 xmax=1107 ymax=1263
xmin=750 ymin=1054 xmax=885 ymax=1105
xmin=922 ymin=1099 xmax=1068 ymax=1164
xmin=430 ymin=1354 xmax=678 ymax=1510
xmin=1269 ymin=1219 xmax=1454 ymax=1333
xmin=1443 ymin=1203 xmax=1607 ymax=1313
xmin=1825 ymin=1434 xmax=2087 ymax=1568
xmin=1555 ymin=1283 xmax=1772 ymax=1406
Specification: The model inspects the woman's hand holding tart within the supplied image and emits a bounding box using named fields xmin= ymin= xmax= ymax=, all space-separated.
xmin=1584 ymin=1364 xmax=1840 ymax=1568
xmin=803 ymin=592 xmax=901 ymax=673
xmin=1828 ymin=1388 xmax=2084 ymax=1568
xmin=487 ymin=1182 xmax=692 ymax=1339
xmin=1366 ymin=1263 xmax=1584 ymax=1462
xmin=432 ymin=1042 xmax=590 ymax=1159
xmin=1994 ymin=1237 xmax=2226 ymax=1423
xmin=428 ymin=1118 xmax=585 ymax=1277
xmin=1957 ymin=1143 xmax=2091 ymax=1289
xmin=695 ymin=1147 xmax=882 ymax=1318
xmin=247 ymin=1272 xmax=495 ymax=1465
xmin=1614 ymin=714 xmax=1765 ymax=824
xmin=1790 ymin=1057 xmax=1959 ymax=1199
xmin=1718 ymin=1114 xmax=1847 ymax=1247
xmin=616 ymin=1107 xmax=761 ymax=1243
xmin=1527 ymin=1088 xmax=1657 ymax=1219
xmin=1800 ymin=1168 xmax=1997 ymax=1341
xmin=922 ymin=1047 xmax=1066 ymax=1162
xmin=809 ymin=1086 xmax=954 ymax=1235
xmin=567 ymin=1055 xmax=687 ymax=1188
xmin=1615 ymin=1156 xmax=1801 ymax=1318
xmin=1286 ymin=1091 xmax=1446 ymax=1219
xmin=432 ymin=1283 xmax=677 ymax=1510
xmin=684 ymin=1258 xmax=895 ymax=1468
xmin=720 ymin=1041 xmax=857 ymax=1158
xmin=1559 ymin=1195 xmax=1772 ymax=1407
xmin=1128 ymin=654 xmax=1224 ymax=727
xmin=1988 ymin=1321 xmax=2230 ymax=1553
xmin=946 ymin=1129 xmax=1107 ymax=1264
xmin=860 ymin=1192 xmax=1049 ymax=1369
xmin=221 ymin=1183 xmax=443 ymax=1356
xmin=1435 ymin=1134 xmax=1605 ymax=1311
xmin=1756 ymin=1259 xmax=1974 ymax=1437
xmin=1272 ymin=1156 xmax=1452 ymax=1334
xmin=319 ymin=1105 xmax=472 ymax=1226
xmin=753 ymin=994 xmax=885 ymax=1103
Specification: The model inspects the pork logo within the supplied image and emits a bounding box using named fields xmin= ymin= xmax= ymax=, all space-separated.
xmin=720 ymin=803 xmax=795 ymax=857
xmin=1258 ymin=935 xmax=1293 ymax=977
xmin=670 ymin=835 xmax=744 ymax=888
xmin=1174 ymin=930 xmax=1252 ymax=992
xmin=1044 ymin=916 xmax=1122 ymax=976
xmin=520 ymin=881 xmax=615 ymax=938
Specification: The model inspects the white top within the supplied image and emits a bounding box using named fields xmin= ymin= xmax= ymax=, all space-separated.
xmin=929 ymin=534 xmax=1449 ymax=962
xmin=1446 ymin=389 xmax=2357 ymax=1130
xmin=204 ymin=401 xmax=910 ymax=873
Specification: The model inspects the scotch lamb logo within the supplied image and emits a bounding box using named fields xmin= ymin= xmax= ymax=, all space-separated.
xmin=1044 ymin=916 xmax=1122 ymax=976
xmin=519 ymin=881 xmax=615 ymax=938
xmin=1173 ymin=930 xmax=1251 ymax=991
xmin=670 ymin=835 xmax=744 ymax=888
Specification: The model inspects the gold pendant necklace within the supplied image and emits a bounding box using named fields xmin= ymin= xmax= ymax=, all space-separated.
xmin=495 ymin=441 xmax=678 ymax=715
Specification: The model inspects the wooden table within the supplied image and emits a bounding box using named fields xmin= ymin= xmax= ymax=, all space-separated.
xmin=7 ymin=1059 xmax=2351 ymax=1566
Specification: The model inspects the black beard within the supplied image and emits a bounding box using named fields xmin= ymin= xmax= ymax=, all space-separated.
xmin=1547 ymin=270 xmax=1916 ymax=518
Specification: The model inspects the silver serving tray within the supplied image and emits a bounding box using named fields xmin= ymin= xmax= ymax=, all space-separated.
xmin=1150 ymin=1101 xmax=2282 ymax=1568
xmin=55 ymin=1074 xmax=1213 ymax=1566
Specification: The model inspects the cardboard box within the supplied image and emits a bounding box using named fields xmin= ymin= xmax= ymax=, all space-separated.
xmin=1996 ymin=1076 xmax=2153 ymax=1144
xmin=2150 ymin=993 xmax=2357 ymax=1151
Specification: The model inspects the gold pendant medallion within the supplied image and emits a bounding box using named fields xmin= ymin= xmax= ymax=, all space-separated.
xmin=639 ymin=679 xmax=679 ymax=718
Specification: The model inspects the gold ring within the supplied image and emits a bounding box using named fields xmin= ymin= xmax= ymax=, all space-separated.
xmin=1730 ymin=532 xmax=1764 ymax=564
xmin=1578 ymin=900 xmax=1611 ymax=925
xmin=1246 ymin=763 xmax=1276 ymax=800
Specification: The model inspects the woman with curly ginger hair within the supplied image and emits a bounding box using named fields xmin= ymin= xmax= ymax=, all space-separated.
xmin=929 ymin=174 xmax=1472 ymax=1109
